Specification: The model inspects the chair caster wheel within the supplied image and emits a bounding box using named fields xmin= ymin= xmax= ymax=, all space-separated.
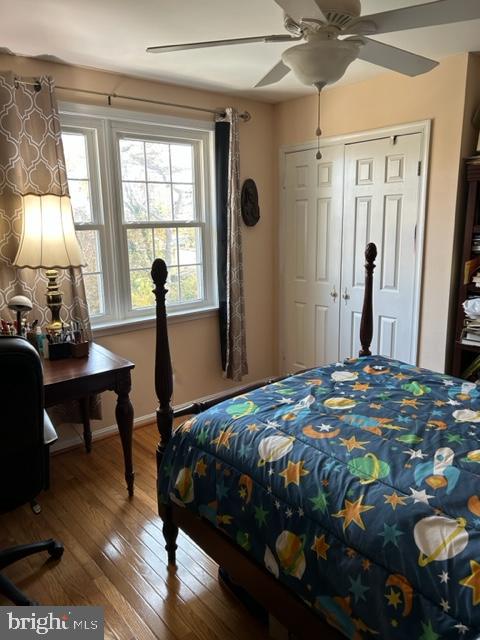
xmin=47 ymin=540 xmax=64 ymax=560
xmin=30 ymin=500 xmax=41 ymax=515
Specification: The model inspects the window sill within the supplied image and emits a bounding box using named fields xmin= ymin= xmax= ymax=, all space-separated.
xmin=92 ymin=306 xmax=219 ymax=338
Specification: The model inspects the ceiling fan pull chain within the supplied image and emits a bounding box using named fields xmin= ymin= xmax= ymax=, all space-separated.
xmin=316 ymin=87 xmax=322 ymax=160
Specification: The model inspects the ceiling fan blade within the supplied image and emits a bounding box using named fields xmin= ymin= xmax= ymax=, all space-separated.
xmin=349 ymin=0 xmax=480 ymax=36
xmin=273 ymin=0 xmax=326 ymax=23
xmin=357 ymin=38 xmax=439 ymax=77
xmin=147 ymin=34 xmax=296 ymax=54
xmin=255 ymin=60 xmax=291 ymax=88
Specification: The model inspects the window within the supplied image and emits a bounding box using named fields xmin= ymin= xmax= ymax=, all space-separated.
xmin=118 ymin=136 xmax=203 ymax=309
xmin=60 ymin=106 xmax=216 ymax=327
xmin=61 ymin=129 xmax=106 ymax=318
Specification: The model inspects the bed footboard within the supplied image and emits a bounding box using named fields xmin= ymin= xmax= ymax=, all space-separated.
xmin=151 ymin=259 xmax=178 ymax=564
xmin=151 ymin=243 xmax=377 ymax=567
xmin=359 ymin=243 xmax=377 ymax=357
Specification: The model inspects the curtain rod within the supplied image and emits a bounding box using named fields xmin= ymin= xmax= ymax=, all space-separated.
xmin=14 ymin=77 xmax=252 ymax=122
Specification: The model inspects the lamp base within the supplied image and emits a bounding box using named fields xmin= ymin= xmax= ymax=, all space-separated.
xmin=45 ymin=269 xmax=64 ymax=332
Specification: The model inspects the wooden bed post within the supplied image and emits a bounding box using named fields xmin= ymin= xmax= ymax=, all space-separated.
xmin=359 ymin=243 xmax=377 ymax=357
xmin=151 ymin=258 xmax=178 ymax=566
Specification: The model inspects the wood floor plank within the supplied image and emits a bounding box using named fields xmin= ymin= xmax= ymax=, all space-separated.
xmin=95 ymin=575 xmax=163 ymax=640
xmin=0 ymin=424 xmax=269 ymax=640
xmin=10 ymin=502 xmax=138 ymax=640
xmin=48 ymin=470 xmax=184 ymax=640
xmin=92 ymin=436 xmax=256 ymax=632
xmin=67 ymin=444 xmax=268 ymax=640
xmin=93 ymin=438 xmax=268 ymax=639
xmin=53 ymin=455 xmax=260 ymax=640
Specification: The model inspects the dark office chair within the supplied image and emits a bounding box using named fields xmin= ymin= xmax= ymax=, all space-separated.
xmin=0 ymin=337 xmax=64 ymax=605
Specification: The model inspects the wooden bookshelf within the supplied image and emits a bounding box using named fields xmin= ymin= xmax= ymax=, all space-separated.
xmin=452 ymin=158 xmax=480 ymax=378
xmin=456 ymin=341 xmax=480 ymax=354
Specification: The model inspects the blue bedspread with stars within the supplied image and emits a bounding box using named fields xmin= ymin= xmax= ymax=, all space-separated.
xmin=158 ymin=356 xmax=480 ymax=639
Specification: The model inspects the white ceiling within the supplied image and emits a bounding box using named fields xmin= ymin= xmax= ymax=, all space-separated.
xmin=1 ymin=0 xmax=480 ymax=103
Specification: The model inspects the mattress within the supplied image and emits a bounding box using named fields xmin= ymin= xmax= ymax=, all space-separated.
xmin=158 ymin=356 xmax=480 ymax=639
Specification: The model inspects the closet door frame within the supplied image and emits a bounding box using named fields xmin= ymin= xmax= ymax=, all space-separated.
xmin=278 ymin=119 xmax=431 ymax=370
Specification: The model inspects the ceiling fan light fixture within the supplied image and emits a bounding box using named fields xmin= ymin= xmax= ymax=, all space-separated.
xmin=281 ymin=37 xmax=361 ymax=87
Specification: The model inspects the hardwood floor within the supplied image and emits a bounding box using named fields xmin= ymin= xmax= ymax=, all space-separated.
xmin=0 ymin=424 xmax=270 ymax=640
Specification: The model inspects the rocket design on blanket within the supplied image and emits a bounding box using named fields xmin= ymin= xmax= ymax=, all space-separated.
xmin=159 ymin=356 xmax=480 ymax=639
xmin=414 ymin=448 xmax=460 ymax=494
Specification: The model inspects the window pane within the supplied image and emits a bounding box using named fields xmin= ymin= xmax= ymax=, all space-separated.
xmin=130 ymin=270 xmax=154 ymax=309
xmin=83 ymin=273 xmax=104 ymax=316
xmin=146 ymin=142 xmax=170 ymax=182
xmin=62 ymin=133 xmax=89 ymax=179
xmin=76 ymin=229 xmax=101 ymax=272
xmin=109 ymin=128 xmax=210 ymax=318
xmin=119 ymin=139 xmax=145 ymax=181
xmin=178 ymin=227 xmax=202 ymax=265
xmin=179 ymin=265 xmax=202 ymax=302
xmin=171 ymin=144 xmax=193 ymax=183
xmin=127 ymin=228 xmax=154 ymax=269
xmin=153 ymin=228 xmax=178 ymax=266
xmin=148 ymin=183 xmax=172 ymax=221
xmin=167 ymin=268 xmax=180 ymax=305
xmin=69 ymin=179 xmax=92 ymax=223
xmin=122 ymin=182 xmax=148 ymax=222
xmin=173 ymin=184 xmax=194 ymax=221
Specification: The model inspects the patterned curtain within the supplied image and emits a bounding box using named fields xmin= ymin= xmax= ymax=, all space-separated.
xmin=0 ymin=72 xmax=99 ymax=423
xmin=215 ymin=107 xmax=248 ymax=381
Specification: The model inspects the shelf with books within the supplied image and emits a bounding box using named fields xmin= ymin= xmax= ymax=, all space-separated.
xmin=458 ymin=340 xmax=480 ymax=351
xmin=467 ymin=283 xmax=480 ymax=294
xmin=452 ymin=159 xmax=480 ymax=379
xmin=457 ymin=341 xmax=480 ymax=354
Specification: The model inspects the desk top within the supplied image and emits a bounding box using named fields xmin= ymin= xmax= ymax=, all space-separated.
xmin=43 ymin=342 xmax=134 ymax=387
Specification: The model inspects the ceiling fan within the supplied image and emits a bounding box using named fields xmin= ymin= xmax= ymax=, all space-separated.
xmin=146 ymin=0 xmax=480 ymax=90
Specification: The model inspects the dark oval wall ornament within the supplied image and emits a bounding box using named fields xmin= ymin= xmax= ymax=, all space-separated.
xmin=241 ymin=178 xmax=260 ymax=227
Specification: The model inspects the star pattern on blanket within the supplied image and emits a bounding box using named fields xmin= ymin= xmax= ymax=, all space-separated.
xmin=211 ymin=428 xmax=237 ymax=449
xmin=311 ymin=534 xmax=330 ymax=560
xmin=160 ymin=355 xmax=480 ymax=638
xmin=332 ymin=495 xmax=375 ymax=531
xmin=460 ymin=560 xmax=480 ymax=606
xmin=279 ymin=460 xmax=310 ymax=487
xmin=384 ymin=492 xmax=407 ymax=510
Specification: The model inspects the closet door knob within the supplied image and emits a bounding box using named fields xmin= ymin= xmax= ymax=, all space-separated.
xmin=342 ymin=288 xmax=350 ymax=305
xmin=330 ymin=286 xmax=338 ymax=302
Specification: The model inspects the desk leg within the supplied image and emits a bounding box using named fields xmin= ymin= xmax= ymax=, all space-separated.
xmin=80 ymin=397 xmax=92 ymax=453
xmin=115 ymin=371 xmax=135 ymax=496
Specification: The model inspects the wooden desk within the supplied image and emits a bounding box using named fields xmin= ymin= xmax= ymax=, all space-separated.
xmin=43 ymin=343 xmax=135 ymax=496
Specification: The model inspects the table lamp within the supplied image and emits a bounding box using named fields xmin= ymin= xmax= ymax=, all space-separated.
xmin=13 ymin=194 xmax=85 ymax=332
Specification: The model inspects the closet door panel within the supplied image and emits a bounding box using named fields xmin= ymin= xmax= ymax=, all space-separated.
xmin=340 ymin=133 xmax=423 ymax=364
xmin=282 ymin=145 xmax=344 ymax=373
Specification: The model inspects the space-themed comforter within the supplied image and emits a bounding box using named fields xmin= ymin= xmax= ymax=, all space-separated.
xmin=158 ymin=356 xmax=480 ymax=639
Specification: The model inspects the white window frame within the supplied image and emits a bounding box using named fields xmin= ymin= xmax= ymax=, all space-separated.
xmin=61 ymin=115 xmax=117 ymax=326
xmin=59 ymin=102 xmax=218 ymax=330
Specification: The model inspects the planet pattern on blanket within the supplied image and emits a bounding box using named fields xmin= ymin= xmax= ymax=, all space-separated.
xmin=158 ymin=356 xmax=480 ymax=639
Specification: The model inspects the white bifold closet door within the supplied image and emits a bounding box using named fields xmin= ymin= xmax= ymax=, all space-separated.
xmin=340 ymin=133 xmax=423 ymax=362
xmin=283 ymin=144 xmax=344 ymax=372
xmin=282 ymin=132 xmax=423 ymax=373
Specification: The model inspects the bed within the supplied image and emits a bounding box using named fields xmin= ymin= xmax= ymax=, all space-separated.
xmin=152 ymin=244 xmax=480 ymax=640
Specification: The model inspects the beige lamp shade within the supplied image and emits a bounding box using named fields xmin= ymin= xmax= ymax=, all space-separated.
xmin=14 ymin=194 xmax=85 ymax=269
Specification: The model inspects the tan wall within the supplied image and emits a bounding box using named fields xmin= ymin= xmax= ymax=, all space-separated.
xmin=0 ymin=54 xmax=278 ymax=446
xmin=274 ymin=53 xmax=473 ymax=372
xmin=3 ymin=51 xmax=478 ymax=447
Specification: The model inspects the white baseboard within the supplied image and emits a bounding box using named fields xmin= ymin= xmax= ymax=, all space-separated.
xmin=50 ymin=412 xmax=157 ymax=454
